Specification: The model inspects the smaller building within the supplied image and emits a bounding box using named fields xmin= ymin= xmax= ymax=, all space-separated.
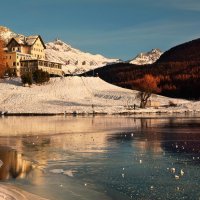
xmin=20 ymin=60 xmax=63 ymax=76
xmin=146 ymin=100 xmax=160 ymax=108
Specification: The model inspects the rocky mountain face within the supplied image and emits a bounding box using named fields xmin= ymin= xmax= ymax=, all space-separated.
xmin=45 ymin=39 xmax=119 ymax=74
xmin=129 ymin=49 xmax=163 ymax=65
xmin=0 ymin=26 xmax=18 ymax=43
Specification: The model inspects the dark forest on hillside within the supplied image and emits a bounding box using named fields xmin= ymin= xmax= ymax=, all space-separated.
xmin=84 ymin=38 xmax=200 ymax=100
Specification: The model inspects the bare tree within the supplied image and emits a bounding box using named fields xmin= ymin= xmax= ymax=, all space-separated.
xmin=135 ymin=74 xmax=160 ymax=108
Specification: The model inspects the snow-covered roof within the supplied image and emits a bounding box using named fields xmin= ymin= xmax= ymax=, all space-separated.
xmin=26 ymin=35 xmax=39 ymax=45
xmin=7 ymin=35 xmax=46 ymax=48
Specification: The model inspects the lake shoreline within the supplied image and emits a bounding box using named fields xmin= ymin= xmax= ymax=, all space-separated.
xmin=1 ymin=109 xmax=199 ymax=117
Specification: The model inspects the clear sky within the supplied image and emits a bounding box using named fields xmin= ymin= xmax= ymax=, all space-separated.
xmin=0 ymin=0 xmax=199 ymax=60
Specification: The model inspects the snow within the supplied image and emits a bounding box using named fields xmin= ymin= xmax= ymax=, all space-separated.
xmin=0 ymin=77 xmax=194 ymax=115
xmin=26 ymin=35 xmax=39 ymax=45
xmin=129 ymin=49 xmax=163 ymax=65
xmin=0 ymin=26 xmax=18 ymax=43
xmin=45 ymin=39 xmax=119 ymax=74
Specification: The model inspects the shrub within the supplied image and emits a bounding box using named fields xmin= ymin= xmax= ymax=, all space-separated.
xmin=21 ymin=73 xmax=33 ymax=86
xmin=33 ymin=69 xmax=50 ymax=84
xmin=168 ymin=100 xmax=177 ymax=107
xmin=5 ymin=68 xmax=17 ymax=78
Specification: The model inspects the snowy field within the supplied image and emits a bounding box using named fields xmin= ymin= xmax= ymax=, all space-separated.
xmin=0 ymin=76 xmax=197 ymax=114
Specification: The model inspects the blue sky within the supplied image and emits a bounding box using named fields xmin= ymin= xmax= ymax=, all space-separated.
xmin=0 ymin=0 xmax=199 ymax=60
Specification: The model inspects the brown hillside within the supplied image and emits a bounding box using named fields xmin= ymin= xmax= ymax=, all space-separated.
xmin=84 ymin=38 xmax=200 ymax=99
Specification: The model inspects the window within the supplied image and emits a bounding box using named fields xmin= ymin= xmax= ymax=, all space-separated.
xmin=39 ymin=61 xmax=43 ymax=66
xmin=10 ymin=56 xmax=11 ymax=59
xmin=13 ymin=62 xmax=16 ymax=66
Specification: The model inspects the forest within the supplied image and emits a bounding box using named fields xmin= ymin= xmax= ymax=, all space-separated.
xmin=85 ymin=38 xmax=200 ymax=100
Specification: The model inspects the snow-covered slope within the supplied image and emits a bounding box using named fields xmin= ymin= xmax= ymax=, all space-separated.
xmin=45 ymin=39 xmax=119 ymax=74
xmin=0 ymin=26 xmax=19 ymax=43
xmin=0 ymin=77 xmax=189 ymax=114
xmin=129 ymin=49 xmax=163 ymax=65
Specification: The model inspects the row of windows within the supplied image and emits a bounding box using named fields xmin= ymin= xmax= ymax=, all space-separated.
xmin=38 ymin=61 xmax=62 ymax=69
xmin=13 ymin=62 xmax=20 ymax=66
xmin=5 ymin=56 xmax=12 ymax=59
xmin=17 ymin=56 xmax=32 ymax=60
xmin=12 ymin=47 xmax=20 ymax=52
xmin=32 ymin=48 xmax=43 ymax=52
xmin=20 ymin=61 xmax=61 ymax=69
xmin=34 ymin=55 xmax=45 ymax=59
xmin=6 ymin=55 xmax=45 ymax=60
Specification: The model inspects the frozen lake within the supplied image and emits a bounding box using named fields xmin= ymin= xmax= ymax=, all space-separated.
xmin=0 ymin=115 xmax=200 ymax=200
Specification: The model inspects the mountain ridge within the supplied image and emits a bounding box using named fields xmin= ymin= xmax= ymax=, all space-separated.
xmin=157 ymin=38 xmax=200 ymax=63
xmin=129 ymin=48 xmax=162 ymax=65
xmin=45 ymin=39 xmax=119 ymax=74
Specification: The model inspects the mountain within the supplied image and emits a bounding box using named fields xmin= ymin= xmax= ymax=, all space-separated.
xmin=129 ymin=49 xmax=162 ymax=65
xmin=0 ymin=26 xmax=20 ymax=43
xmin=84 ymin=38 xmax=200 ymax=100
xmin=0 ymin=26 xmax=119 ymax=74
xmin=157 ymin=38 xmax=200 ymax=63
xmin=45 ymin=39 xmax=119 ymax=74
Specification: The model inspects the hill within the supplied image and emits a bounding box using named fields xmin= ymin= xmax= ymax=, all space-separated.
xmin=157 ymin=38 xmax=200 ymax=63
xmin=85 ymin=38 xmax=200 ymax=99
xmin=0 ymin=77 xmax=187 ymax=114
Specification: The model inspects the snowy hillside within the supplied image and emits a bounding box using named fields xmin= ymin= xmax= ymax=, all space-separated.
xmin=45 ymin=39 xmax=119 ymax=74
xmin=0 ymin=77 xmax=189 ymax=114
xmin=0 ymin=26 xmax=19 ymax=43
xmin=129 ymin=49 xmax=163 ymax=65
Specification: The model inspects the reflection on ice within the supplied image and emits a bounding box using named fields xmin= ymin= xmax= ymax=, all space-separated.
xmin=0 ymin=116 xmax=200 ymax=200
xmin=0 ymin=146 xmax=32 ymax=180
xmin=0 ymin=160 xmax=3 ymax=168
